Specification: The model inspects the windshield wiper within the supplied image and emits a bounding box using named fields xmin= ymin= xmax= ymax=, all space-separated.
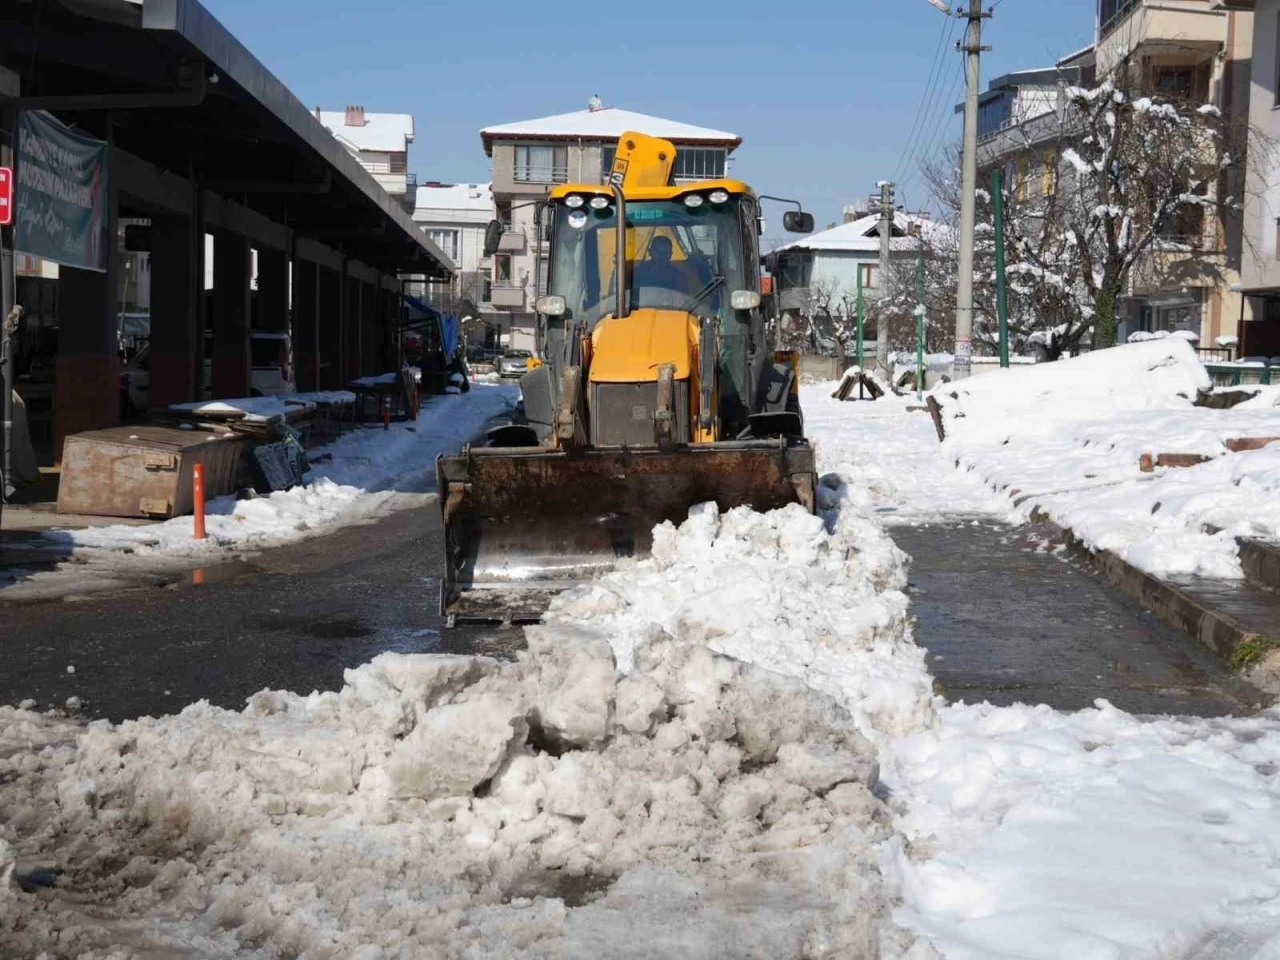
xmin=685 ymin=275 xmax=725 ymax=314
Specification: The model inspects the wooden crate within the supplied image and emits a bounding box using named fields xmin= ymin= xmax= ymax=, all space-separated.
xmin=57 ymin=426 xmax=244 ymax=519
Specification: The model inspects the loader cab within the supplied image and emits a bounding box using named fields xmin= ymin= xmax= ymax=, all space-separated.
xmin=539 ymin=182 xmax=765 ymax=430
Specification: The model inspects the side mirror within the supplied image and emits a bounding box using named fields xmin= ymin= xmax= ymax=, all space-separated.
xmin=783 ymin=211 xmax=815 ymax=234
xmin=482 ymin=219 xmax=504 ymax=257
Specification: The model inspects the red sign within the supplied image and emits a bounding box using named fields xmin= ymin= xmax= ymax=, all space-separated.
xmin=0 ymin=167 xmax=11 ymax=227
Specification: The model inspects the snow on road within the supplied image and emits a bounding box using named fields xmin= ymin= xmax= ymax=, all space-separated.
xmin=802 ymin=374 xmax=1280 ymax=960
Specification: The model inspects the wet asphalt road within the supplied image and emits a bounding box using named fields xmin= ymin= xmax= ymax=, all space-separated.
xmin=0 ymin=511 xmax=1265 ymax=722
xmin=894 ymin=519 xmax=1265 ymax=716
xmin=0 ymin=500 xmax=520 ymax=722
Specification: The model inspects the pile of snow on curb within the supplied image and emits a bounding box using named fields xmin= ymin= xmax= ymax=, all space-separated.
xmin=931 ymin=339 xmax=1280 ymax=578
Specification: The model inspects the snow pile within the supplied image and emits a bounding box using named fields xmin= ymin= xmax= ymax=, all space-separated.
xmin=885 ymin=700 xmax=1280 ymax=959
xmin=167 ymin=392 xmax=357 ymax=422
xmin=0 ymin=629 xmax=927 ymax=958
xmin=546 ymin=499 xmax=935 ymax=743
xmin=929 ymin=339 xmax=1280 ymax=577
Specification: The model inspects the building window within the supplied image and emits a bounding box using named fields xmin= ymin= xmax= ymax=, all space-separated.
xmin=1153 ymin=302 xmax=1201 ymax=335
xmin=424 ymin=228 xmax=459 ymax=262
xmin=1041 ymin=150 xmax=1057 ymax=197
xmin=494 ymin=254 xmax=512 ymax=282
xmin=1015 ymin=157 xmax=1030 ymax=202
xmin=389 ymin=154 xmax=407 ymax=175
xmin=858 ymin=263 xmax=880 ymax=290
xmin=672 ymin=148 xmax=727 ymax=182
xmin=514 ymin=145 xmax=568 ymax=183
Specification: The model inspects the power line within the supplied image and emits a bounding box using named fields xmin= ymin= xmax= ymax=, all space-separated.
xmin=899 ymin=52 xmax=967 ymax=196
xmin=891 ymin=14 xmax=958 ymax=184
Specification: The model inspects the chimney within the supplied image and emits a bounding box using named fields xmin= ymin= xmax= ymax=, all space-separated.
xmin=588 ymin=94 xmax=603 ymax=112
xmin=345 ymin=105 xmax=366 ymax=127
xmin=314 ymin=105 xmax=321 ymax=120
xmin=842 ymin=204 xmax=859 ymax=224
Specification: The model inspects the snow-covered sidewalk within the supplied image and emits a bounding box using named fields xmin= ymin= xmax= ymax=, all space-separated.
xmin=801 ymin=378 xmax=1280 ymax=960
xmin=0 ymin=385 xmax=518 ymax=602
xmin=932 ymin=340 xmax=1280 ymax=579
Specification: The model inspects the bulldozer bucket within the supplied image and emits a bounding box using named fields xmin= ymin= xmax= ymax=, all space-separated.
xmin=436 ymin=441 xmax=817 ymax=625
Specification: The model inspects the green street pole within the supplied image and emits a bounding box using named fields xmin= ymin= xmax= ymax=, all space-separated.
xmin=855 ymin=268 xmax=865 ymax=372
xmin=916 ymin=254 xmax=926 ymax=402
xmin=992 ymin=168 xmax=1010 ymax=369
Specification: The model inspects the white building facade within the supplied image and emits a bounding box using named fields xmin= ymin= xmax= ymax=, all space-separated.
xmin=410 ymin=182 xmax=512 ymax=348
xmin=317 ymin=105 xmax=415 ymax=211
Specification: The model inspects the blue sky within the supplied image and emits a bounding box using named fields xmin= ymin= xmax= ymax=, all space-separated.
xmin=204 ymin=0 xmax=1096 ymax=228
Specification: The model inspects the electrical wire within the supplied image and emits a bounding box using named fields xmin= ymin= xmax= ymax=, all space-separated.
xmin=890 ymin=13 xmax=958 ymax=185
xmin=899 ymin=51 xmax=967 ymax=197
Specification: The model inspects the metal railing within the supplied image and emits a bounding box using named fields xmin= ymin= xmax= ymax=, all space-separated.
xmin=1205 ymin=361 xmax=1276 ymax=387
xmin=1099 ymin=0 xmax=1140 ymax=38
xmin=1196 ymin=346 xmax=1233 ymax=364
xmin=513 ymin=166 xmax=570 ymax=184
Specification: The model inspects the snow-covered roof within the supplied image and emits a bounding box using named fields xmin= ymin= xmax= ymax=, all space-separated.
xmin=769 ymin=212 xmax=942 ymax=255
xmin=317 ymin=110 xmax=414 ymax=154
xmin=480 ymin=106 xmax=740 ymax=155
xmin=413 ymin=182 xmax=492 ymax=214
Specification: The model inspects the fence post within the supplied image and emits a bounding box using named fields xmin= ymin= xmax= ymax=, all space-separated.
xmin=992 ymin=168 xmax=1010 ymax=369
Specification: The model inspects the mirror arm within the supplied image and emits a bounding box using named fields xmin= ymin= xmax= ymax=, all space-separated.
xmin=610 ymin=182 xmax=628 ymax=320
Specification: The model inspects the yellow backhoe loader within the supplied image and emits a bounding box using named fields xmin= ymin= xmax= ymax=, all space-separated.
xmin=437 ymin=132 xmax=818 ymax=624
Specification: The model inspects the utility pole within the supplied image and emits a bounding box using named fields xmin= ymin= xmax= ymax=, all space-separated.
xmin=875 ymin=180 xmax=894 ymax=373
xmin=916 ymin=254 xmax=926 ymax=402
xmin=953 ymin=0 xmax=990 ymax=381
xmin=1 ymin=95 xmax=15 ymax=522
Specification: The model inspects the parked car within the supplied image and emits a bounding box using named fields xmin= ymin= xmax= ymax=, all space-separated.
xmin=121 ymin=331 xmax=294 ymax=415
xmin=499 ymin=350 xmax=533 ymax=378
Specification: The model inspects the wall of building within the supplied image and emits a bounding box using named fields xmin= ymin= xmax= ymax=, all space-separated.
xmin=1243 ymin=0 xmax=1280 ymax=291
xmin=1096 ymin=1 xmax=1227 ymax=78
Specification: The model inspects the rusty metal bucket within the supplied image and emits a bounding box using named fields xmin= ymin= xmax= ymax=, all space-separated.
xmin=436 ymin=441 xmax=817 ymax=624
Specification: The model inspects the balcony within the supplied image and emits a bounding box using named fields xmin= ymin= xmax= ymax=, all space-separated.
xmin=490 ymin=282 xmax=525 ymax=310
xmin=498 ymin=227 xmax=525 ymax=253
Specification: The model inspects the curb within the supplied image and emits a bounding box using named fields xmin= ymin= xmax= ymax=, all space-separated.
xmin=1030 ymin=512 xmax=1279 ymax=678
xmin=1238 ymin=538 xmax=1280 ymax=593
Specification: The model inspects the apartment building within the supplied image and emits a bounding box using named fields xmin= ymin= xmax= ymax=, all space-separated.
xmin=317 ymin=105 xmax=416 ymax=213
xmin=1235 ymin=0 xmax=1280 ymax=358
xmin=1095 ymin=0 xmax=1254 ymax=346
xmin=478 ymin=100 xmax=741 ymax=348
xmin=410 ymin=181 xmax=509 ymax=348
xmin=972 ymin=1 xmax=1254 ymax=347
